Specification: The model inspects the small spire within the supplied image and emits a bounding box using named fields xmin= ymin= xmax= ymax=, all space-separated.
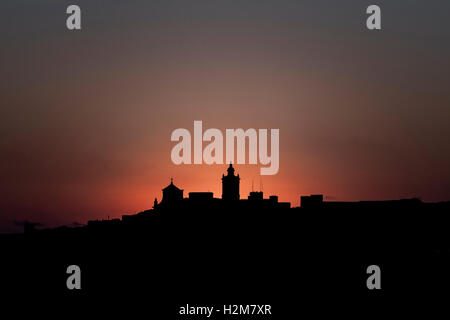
xmin=170 ymin=177 xmax=173 ymax=184
xmin=227 ymin=163 xmax=235 ymax=176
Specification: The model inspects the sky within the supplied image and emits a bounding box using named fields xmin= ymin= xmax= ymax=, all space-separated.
xmin=1 ymin=0 xmax=450 ymax=233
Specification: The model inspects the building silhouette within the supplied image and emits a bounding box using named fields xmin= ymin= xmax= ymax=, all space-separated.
xmin=6 ymin=164 xmax=450 ymax=300
xmin=160 ymin=178 xmax=183 ymax=205
xmin=188 ymin=192 xmax=214 ymax=201
xmin=301 ymin=194 xmax=324 ymax=209
xmin=16 ymin=163 xmax=450 ymax=234
xmin=118 ymin=164 xmax=290 ymax=224
xmin=222 ymin=163 xmax=240 ymax=200
xmin=248 ymin=191 xmax=263 ymax=201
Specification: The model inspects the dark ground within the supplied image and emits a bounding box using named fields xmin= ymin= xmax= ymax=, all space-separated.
xmin=1 ymin=201 xmax=449 ymax=316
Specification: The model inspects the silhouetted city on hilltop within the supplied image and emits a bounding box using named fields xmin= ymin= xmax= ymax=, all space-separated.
xmin=7 ymin=164 xmax=449 ymax=235
xmin=3 ymin=165 xmax=450 ymax=297
xmin=71 ymin=164 xmax=447 ymax=232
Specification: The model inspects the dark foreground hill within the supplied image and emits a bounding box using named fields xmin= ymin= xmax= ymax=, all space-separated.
xmin=1 ymin=200 xmax=450 ymax=314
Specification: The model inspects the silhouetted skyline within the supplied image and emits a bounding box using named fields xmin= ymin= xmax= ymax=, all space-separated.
xmin=3 ymin=164 xmax=449 ymax=306
xmin=11 ymin=164 xmax=448 ymax=234
xmin=1 ymin=1 xmax=450 ymax=233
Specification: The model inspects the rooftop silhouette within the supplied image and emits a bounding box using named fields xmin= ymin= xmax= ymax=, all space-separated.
xmin=8 ymin=163 xmax=449 ymax=233
xmin=2 ymin=164 xmax=450 ymax=298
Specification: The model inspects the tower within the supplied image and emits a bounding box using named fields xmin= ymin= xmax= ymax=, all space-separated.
xmin=222 ymin=164 xmax=240 ymax=200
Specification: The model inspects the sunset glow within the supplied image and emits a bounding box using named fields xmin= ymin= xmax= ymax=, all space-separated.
xmin=1 ymin=1 xmax=450 ymax=233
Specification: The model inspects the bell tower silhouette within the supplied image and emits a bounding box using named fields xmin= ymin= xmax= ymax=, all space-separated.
xmin=222 ymin=163 xmax=240 ymax=200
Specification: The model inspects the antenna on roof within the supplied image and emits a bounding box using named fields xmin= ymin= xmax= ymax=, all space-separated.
xmin=252 ymin=180 xmax=254 ymax=192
